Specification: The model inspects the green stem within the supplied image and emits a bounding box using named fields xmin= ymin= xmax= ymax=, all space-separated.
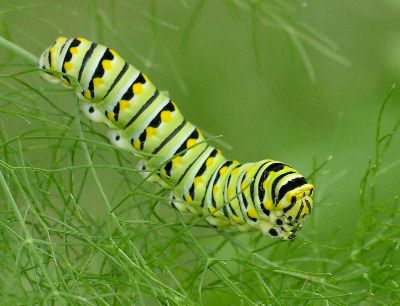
xmin=0 ymin=36 xmax=38 ymax=65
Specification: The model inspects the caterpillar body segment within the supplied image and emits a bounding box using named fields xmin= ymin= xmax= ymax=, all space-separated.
xmin=39 ymin=37 xmax=314 ymax=240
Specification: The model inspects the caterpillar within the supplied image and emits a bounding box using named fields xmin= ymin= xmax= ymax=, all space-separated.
xmin=38 ymin=37 xmax=314 ymax=240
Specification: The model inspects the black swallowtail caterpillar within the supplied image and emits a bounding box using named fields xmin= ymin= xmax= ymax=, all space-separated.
xmin=39 ymin=37 xmax=314 ymax=240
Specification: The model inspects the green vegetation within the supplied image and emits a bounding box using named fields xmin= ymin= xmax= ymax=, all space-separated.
xmin=1 ymin=1 xmax=399 ymax=304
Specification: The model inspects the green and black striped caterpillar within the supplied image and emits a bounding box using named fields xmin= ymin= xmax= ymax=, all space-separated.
xmin=39 ymin=37 xmax=314 ymax=240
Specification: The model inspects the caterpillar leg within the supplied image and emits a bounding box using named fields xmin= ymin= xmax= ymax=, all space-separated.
xmin=80 ymin=101 xmax=110 ymax=125
xmin=205 ymin=215 xmax=232 ymax=229
xmin=169 ymin=193 xmax=195 ymax=213
xmin=136 ymin=160 xmax=171 ymax=189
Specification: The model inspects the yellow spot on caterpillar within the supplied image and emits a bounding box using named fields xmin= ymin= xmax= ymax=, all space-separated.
xmin=119 ymin=100 xmax=130 ymax=110
xmin=109 ymin=49 xmax=118 ymax=57
xmin=133 ymin=139 xmax=140 ymax=150
xmin=187 ymin=138 xmax=196 ymax=148
xmin=264 ymin=201 xmax=273 ymax=211
xmin=63 ymin=62 xmax=72 ymax=71
xmin=206 ymin=157 xmax=213 ymax=167
xmin=70 ymin=47 xmax=78 ymax=55
xmin=106 ymin=111 xmax=115 ymax=121
xmin=143 ymin=73 xmax=149 ymax=81
xmin=93 ymin=77 xmax=103 ymax=88
xmin=172 ymin=156 xmax=182 ymax=166
xmin=247 ymin=165 xmax=257 ymax=176
xmin=263 ymin=180 xmax=269 ymax=190
xmin=56 ymin=37 xmax=66 ymax=43
xmin=146 ymin=127 xmax=157 ymax=137
xmin=83 ymin=90 xmax=92 ymax=100
xmin=213 ymin=185 xmax=219 ymax=197
xmin=184 ymin=195 xmax=193 ymax=203
xmin=217 ymin=149 xmax=222 ymax=155
xmin=77 ymin=37 xmax=88 ymax=42
xmin=194 ymin=176 xmax=202 ymax=186
xmin=227 ymin=187 xmax=234 ymax=199
xmin=247 ymin=207 xmax=257 ymax=219
xmin=210 ymin=207 xmax=217 ymax=215
xmin=231 ymin=215 xmax=240 ymax=223
xmin=231 ymin=168 xmax=238 ymax=176
xmin=62 ymin=79 xmax=70 ymax=85
xmin=133 ymin=83 xmax=143 ymax=95
xmin=49 ymin=48 xmax=56 ymax=68
xmin=197 ymin=129 xmax=204 ymax=138
xmin=240 ymin=182 xmax=247 ymax=190
xmin=219 ymin=166 xmax=228 ymax=176
xmin=161 ymin=111 xmax=171 ymax=123
xmin=233 ymin=160 xmax=239 ymax=164
xmin=102 ymin=60 xmax=112 ymax=70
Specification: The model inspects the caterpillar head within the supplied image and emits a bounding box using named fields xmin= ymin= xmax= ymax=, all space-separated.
xmin=275 ymin=182 xmax=314 ymax=240
xmin=38 ymin=37 xmax=69 ymax=84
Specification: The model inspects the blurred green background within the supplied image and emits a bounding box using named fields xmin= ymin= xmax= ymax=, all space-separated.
xmin=1 ymin=0 xmax=399 ymax=305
